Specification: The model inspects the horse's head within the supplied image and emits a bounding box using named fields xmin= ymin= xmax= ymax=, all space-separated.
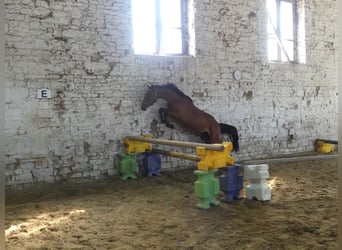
xmin=141 ymin=85 xmax=158 ymax=111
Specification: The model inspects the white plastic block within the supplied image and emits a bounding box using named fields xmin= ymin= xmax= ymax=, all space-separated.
xmin=244 ymin=164 xmax=269 ymax=179
xmin=244 ymin=164 xmax=271 ymax=201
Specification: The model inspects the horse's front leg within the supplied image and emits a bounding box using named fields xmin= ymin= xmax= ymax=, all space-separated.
xmin=159 ymin=108 xmax=174 ymax=129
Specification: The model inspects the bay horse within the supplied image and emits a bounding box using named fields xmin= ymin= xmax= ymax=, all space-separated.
xmin=141 ymin=83 xmax=239 ymax=152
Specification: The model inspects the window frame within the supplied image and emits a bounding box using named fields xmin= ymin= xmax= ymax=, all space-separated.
xmin=132 ymin=0 xmax=190 ymax=56
xmin=267 ymin=0 xmax=298 ymax=63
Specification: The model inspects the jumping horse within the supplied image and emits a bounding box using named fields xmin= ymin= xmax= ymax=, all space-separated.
xmin=141 ymin=83 xmax=239 ymax=152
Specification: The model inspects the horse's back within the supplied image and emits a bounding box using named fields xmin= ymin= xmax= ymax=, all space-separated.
xmin=169 ymin=101 xmax=221 ymax=142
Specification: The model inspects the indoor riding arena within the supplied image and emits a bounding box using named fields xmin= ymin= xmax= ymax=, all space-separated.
xmin=4 ymin=0 xmax=338 ymax=249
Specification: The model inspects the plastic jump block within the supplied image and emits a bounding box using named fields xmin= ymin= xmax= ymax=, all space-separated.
xmin=196 ymin=142 xmax=234 ymax=171
xmin=116 ymin=153 xmax=139 ymax=180
xmin=316 ymin=141 xmax=334 ymax=153
xmin=244 ymin=164 xmax=271 ymax=201
xmin=219 ymin=164 xmax=243 ymax=203
xmin=143 ymin=152 xmax=162 ymax=176
xmin=194 ymin=169 xmax=220 ymax=209
xmin=124 ymin=135 xmax=152 ymax=154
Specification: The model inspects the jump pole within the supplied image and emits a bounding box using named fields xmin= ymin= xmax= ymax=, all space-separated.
xmin=315 ymin=139 xmax=338 ymax=145
xmin=152 ymin=148 xmax=202 ymax=162
xmin=124 ymin=135 xmax=234 ymax=171
xmin=125 ymin=135 xmax=225 ymax=152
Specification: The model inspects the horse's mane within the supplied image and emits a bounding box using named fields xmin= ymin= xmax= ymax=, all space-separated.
xmin=157 ymin=83 xmax=193 ymax=103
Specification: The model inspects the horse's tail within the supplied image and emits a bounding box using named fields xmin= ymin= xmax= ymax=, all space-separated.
xmin=219 ymin=123 xmax=239 ymax=152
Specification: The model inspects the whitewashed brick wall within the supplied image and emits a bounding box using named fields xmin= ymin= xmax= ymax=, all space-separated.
xmin=5 ymin=0 xmax=338 ymax=188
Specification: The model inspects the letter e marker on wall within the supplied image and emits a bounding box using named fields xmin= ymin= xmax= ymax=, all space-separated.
xmin=37 ymin=89 xmax=51 ymax=99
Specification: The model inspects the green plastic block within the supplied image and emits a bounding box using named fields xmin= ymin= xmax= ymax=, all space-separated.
xmin=116 ymin=153 xmax=138 ymax=180
xmin=194 ymin=170 xmax=220 ymax=209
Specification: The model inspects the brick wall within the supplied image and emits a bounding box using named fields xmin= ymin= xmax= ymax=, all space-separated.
xmin=5 ymin=0 xmax=338 ymax=188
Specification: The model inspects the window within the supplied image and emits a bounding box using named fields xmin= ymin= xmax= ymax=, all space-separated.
xmin=131 ymin=0 xmax=190 ymax=56
xmin=267 ymin=0 xmax=296 ymax=62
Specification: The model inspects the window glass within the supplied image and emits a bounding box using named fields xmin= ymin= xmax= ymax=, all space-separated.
xmin=131 ymin=0 xmax=155 ymax=27
xmin=133 ymin=27 xmax=157 ymax=54
xmin=162 ymin=28 xmax=182 ymax=54
xmin=280 ymin=2 xmax=293 ymax=40
xmin=267 ymin=0 xmax=277 ymax=29
xmin=268 ymin=38 xmax=279 ymax=61
xmin=160 ymin=0 xmax=182 ymax=28
xmin=282 ymin=40 xmax=294 ymax=61
xmin=131 ymin=0 xmax=156 ymax=54
xmin=131 ymin=0 xmax=187 ymax=56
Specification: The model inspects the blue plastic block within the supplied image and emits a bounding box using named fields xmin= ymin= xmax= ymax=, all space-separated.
xmin=219 ymin=164 xmax=243 ymax=203
xmin=143 ymin=152 xmax=161 ymax=176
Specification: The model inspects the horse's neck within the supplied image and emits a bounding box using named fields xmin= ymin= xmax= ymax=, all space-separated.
xmin=156 ymin=88 xmax=179 ymax=103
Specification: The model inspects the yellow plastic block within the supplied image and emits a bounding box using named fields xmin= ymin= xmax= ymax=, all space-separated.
xmin=124 ymin=135 xmax=152 ymax=154
xmin=196 ymin=142 xmax=234 ymax=171
xmin=316 ymin=142 xmax=334 ymax=153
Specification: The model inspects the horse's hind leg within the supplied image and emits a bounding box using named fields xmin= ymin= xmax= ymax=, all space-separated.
xmin=200 ymin=132 xmax=211 ymax=144
xmin=159 ymin=108 xmax=167 ymax=124
xmin=159 ymin=108 xmax=174 ymax=128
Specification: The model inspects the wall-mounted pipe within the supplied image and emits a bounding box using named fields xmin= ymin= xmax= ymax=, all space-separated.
xmin=239 ymin=154 xmax=337 ymax=165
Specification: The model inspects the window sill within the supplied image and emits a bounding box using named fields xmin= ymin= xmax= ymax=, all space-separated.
xmin=268 ymin=60 xmax=306 ymax=65
xmin=134 ymin=53 xmax=195 ymax=59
